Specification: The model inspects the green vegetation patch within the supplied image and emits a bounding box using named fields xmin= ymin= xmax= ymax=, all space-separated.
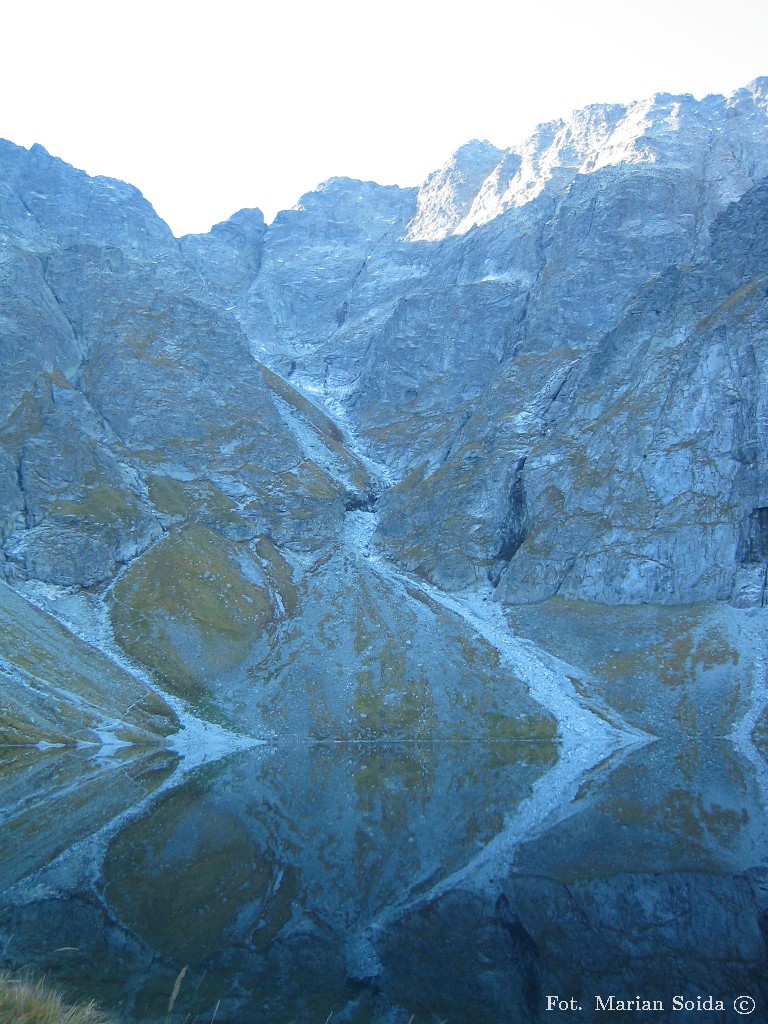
xmin=147 ymin=473 xmax=251 ymax=533
xmin=279 ymin=460 xmax=341 ymax=500
xmin=504 ymin=599 xmax=748 ymax=738
xmin=752 ymin=706 xmax=768 ymax=762
xmin=49 ymin=484 xmax=146 ymax=526
xmin=352 ymin=663 xmax=438 ymax=740
xmin=111 ymin=524 xmax=275 ymax=708
xmin=0 ymin=703 xmax=70 ymax=748
xmin=0 ymin=383 xmax=52 ymax=457
xmin=255 ymin=536 xmax=300 ymax=617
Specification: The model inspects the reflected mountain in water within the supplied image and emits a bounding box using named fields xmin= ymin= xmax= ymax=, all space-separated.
xmin=2 ymin=678 xmax=767 ymax=1024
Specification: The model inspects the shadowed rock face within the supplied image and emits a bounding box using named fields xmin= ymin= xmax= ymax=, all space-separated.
xmin=374 ymin=180 xmax=768 ymax=604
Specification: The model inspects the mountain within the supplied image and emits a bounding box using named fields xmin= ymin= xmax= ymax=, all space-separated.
xmin=0 ymin=82 xmax=766 ymax=740
xmin=1 ymin=78 xmax=768 ymax=1024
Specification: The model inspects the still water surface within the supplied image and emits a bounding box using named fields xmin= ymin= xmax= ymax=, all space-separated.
xmin=1 ymin=734 xmax=767 ymax=1024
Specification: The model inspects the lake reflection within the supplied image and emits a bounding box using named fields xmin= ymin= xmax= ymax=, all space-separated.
xmin=1 ymin=735 xmax=767 ymax=1024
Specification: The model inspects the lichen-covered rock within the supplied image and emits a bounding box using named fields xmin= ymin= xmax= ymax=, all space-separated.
xmin=3 ymin=381 xmax=164 ymax=586
xmin=0 ymin=447 xmax=23 ymax=544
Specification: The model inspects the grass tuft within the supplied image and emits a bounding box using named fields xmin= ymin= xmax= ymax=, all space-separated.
xmin=166 ymin=966 xmax=187 ymax=1022
xmin=0 ymin=971 xmax=114 ymax=1024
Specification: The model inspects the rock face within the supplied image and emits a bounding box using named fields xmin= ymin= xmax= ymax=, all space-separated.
xmin=0 ymin=78 xmax=764 ymax=739
xmin=0 ymin=579 xmax=179 ymax=747
xmin=212 ymin=78 xmax=768 ymax=607
xmin=0 ymin=79 xmax=766 ymax=741
xmin=3 ymin=83 xmax=768 ymax=617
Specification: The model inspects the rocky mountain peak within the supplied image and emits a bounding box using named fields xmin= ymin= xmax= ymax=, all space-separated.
xmin=407 ymin=83 xmax=768 ymax=241
xmin=746 ymin=75 xmax=768 ymax=101
xmin=0 ymin=138 xmax=174 ymax=254
xmin=405 ymin=139 xmax=507 ymax=241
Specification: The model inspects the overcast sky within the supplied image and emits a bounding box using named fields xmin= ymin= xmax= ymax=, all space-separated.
xmin=1 ymin=1 xmax=766 ymax=236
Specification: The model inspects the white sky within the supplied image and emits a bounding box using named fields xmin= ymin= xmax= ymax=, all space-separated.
xmin=1 ymin=1 xmax=766 ymax=236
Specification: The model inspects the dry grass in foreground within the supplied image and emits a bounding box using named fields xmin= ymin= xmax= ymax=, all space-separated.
xmin=0 ymin=972 xmax=114 ymax=1024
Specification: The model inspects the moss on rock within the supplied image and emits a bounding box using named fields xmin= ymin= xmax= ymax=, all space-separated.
xmin=110 ymin=524 xmax=276 ymax=710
